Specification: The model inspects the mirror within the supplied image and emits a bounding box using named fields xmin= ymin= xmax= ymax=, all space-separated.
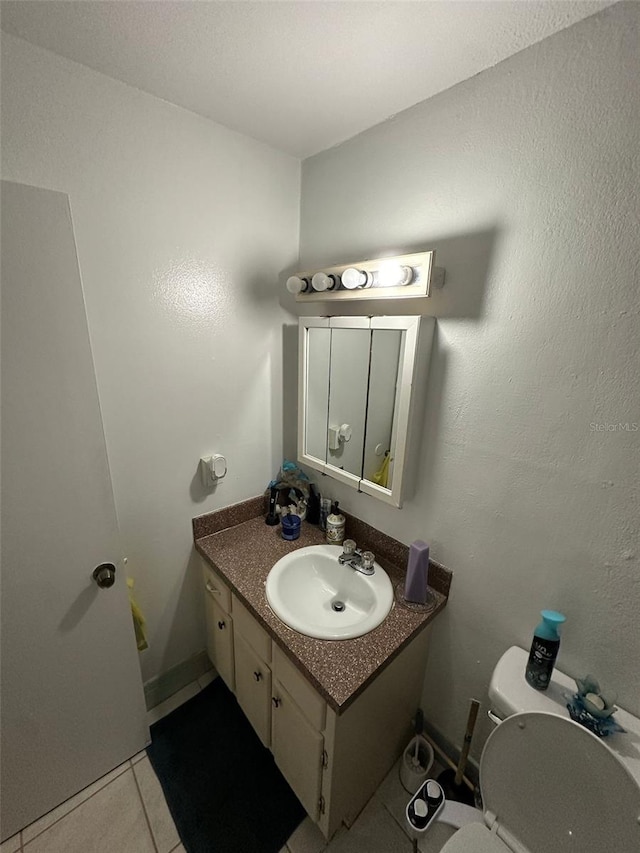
xmin=326 ymin=327 xmax=370 ymax=478
xmin=362 ymin=329 xmax=403 ymax=486
xmin=305 ymin=327 xmax=331 ymax=462
xmin=298 ymin=316 xmax=433 ymax=507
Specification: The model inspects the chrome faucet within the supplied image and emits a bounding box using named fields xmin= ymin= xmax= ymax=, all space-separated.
xmin=338 ymin=539 xmax=375 ymax=576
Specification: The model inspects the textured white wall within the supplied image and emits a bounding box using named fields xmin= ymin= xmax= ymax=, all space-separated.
xmin=1 ymin=33 xmax=300 ymax=683
xmin=299 ymin=3 xmax=639 ymax=753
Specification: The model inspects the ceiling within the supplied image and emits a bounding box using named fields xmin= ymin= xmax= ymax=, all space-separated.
xmin=0 ymin=1 xmax=614 ymax=158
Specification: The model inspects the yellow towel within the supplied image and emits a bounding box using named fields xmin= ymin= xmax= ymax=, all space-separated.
xmin=371 ymin=453 xmax=391 ymax=488
xmin=127 ymin=578 xmax=148 ymax=651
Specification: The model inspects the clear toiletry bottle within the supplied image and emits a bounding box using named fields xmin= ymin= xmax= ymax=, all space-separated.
xmin=326 ymin=501 xmax=345 ymax=545
xmin=319 ymin=497 xmax=331 ymax=532
xmin=525 ymin=610 xmax=566 ymax=691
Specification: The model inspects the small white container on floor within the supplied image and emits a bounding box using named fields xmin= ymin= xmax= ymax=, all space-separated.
xmin=400 ymin=735 xmax=434 ymax=793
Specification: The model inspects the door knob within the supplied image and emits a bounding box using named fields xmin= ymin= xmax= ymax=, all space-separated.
xmin=92 ymin=563 xmax=116 ymax=589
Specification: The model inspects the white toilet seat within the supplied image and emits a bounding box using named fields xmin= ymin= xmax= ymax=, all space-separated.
xmin=440 ymin=711 xmax=640 ymax=853
xmin=439 ymin=823 xmax=509 ymax=853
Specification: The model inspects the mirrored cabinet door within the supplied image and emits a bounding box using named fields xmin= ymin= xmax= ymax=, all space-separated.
xmin=326 ymin=327 xmax=370 ymax=479
xmin=305 ymin=325 xmax=331 ymax=465
xmin=362 ymin=329 xmax=402 ymax=487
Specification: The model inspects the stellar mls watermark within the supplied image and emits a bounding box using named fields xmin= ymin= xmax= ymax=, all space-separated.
xmin=590 ymin=421 xmax=638 ymax=432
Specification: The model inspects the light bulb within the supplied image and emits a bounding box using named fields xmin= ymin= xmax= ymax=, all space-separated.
xmin=375 ymin=263 xmax=414 ymax=288
xmin=341 ymin=268 xmax=373 ymax=290
xmin=311 ymin=272 xmax=338 ymax=292
xmin=286 ymin=275 xmax=310 ymax=295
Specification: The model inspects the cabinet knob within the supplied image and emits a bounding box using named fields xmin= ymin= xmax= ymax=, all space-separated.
xmin=217 ymin=620 xmax=226 ymax=630
xmin=272 ymin=697 xmax=281 ymax=708
xmin=253 ymin=671 xmax=262 ymax=682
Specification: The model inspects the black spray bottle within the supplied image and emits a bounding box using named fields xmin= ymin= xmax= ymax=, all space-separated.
xmin=525 ymin=610 xmax=566 ymax=691
xmin=265 ymin=485 xmax=279 ymax=526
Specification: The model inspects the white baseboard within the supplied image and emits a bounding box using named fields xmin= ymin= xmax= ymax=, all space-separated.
xmin=144 ymin=650 xmax=214 ymax=710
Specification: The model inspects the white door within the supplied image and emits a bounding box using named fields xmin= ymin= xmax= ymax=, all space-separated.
xmin=0 ymin=181 xmax=149 ymax=839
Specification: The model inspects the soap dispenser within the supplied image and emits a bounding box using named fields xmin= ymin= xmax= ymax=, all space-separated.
xmin=326 ymin=502 xmax=345 ymax=545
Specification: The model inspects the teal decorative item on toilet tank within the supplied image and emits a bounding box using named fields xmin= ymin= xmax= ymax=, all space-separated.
xmin=525 ymin=610 xmax=566 ymax=691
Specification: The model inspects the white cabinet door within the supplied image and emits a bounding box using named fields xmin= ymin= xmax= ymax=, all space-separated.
xmin=204 ymin=592 xmax=235 ymax=691
xmin=0 ymin=181 xmax=148 ymax=839
xmin=202 ymin=561 xmax=232 ymax=614
xmin=271 ymin=679 xmax=324 ymax=821
xmin=234 ymin=634 xmax=271 ymax=747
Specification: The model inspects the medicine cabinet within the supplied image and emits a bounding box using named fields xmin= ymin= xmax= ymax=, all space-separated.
xmin=298 ymin=316 xmax=434 ymax=507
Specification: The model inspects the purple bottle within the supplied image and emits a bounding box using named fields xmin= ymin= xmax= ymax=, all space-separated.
xmin=404 ymin=541 xmax=430 ymax=604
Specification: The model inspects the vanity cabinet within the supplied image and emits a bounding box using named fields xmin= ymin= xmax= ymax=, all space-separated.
xmin=234 ymin=634 xmax=272 ymax=747
xmin=271 ymin=678 xmax=324 ymax=819
xmin=201 ymin=557 xmax=431 ymax=840
xmin=232 ymin=596 xmax=272 ymax=748
xmin=270 ymin=643 xmax=327 ymax=821
xmin=203 ymin=567 xmax=235 ymax=691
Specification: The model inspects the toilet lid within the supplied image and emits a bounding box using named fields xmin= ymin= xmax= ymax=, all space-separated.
xmin=440 ymin=823 xmax=510 ymax=853
xmin=480 ymin=712 xmax=640 ymax=853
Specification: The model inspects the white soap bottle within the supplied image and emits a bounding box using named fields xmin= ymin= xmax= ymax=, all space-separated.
xmin=326 ymin=501 xmax=345 ymax=545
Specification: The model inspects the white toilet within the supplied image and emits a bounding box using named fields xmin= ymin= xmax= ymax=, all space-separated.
xmin=434 ymin=646 xmax=640 ymax=852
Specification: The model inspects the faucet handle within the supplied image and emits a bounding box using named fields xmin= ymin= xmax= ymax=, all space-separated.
xmin=342 ymin=539 xmax=357 ymax=556
xmin=362 ymin=551 xmax=375 ymax=571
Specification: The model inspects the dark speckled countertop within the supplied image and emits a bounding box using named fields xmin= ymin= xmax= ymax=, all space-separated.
xmin=194 ymin=497 xmax=451 ymax=715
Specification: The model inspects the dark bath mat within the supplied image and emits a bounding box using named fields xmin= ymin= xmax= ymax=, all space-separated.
xmin=146 ymin=677 xmax=306 ymax=853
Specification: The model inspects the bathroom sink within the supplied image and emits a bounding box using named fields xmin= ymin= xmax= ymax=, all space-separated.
xmin=265 ymin=544 xmax=394 ymax=640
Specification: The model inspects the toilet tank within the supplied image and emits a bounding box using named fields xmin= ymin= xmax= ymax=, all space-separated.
xmin=488 ymin=646 xmax=572 ymax=719
xmin=489 ymin=645 xmax=640 ymax=788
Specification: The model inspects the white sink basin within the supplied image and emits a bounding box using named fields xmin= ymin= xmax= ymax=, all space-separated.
xmin=265 ymin=544 xmax=394 ymax=640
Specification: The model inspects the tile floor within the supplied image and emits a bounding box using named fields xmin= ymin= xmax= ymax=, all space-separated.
xmin=2 ymin=673 xmax=453 ymax=853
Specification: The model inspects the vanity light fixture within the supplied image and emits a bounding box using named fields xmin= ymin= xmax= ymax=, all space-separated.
xmin=341 ymin=268 xmax=373 ymax=290
xmin=311 ymin=272 xmax=339 ymax=292
xmin=286 ymin=275 xmax=311 ymax=295
xmin=375 ymin=262 xmax=414 ymax=288
xmin=287 ymin=251 xmax=443 ymax=303
xmin=342 ymin=263 xmax=413 ymax=290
